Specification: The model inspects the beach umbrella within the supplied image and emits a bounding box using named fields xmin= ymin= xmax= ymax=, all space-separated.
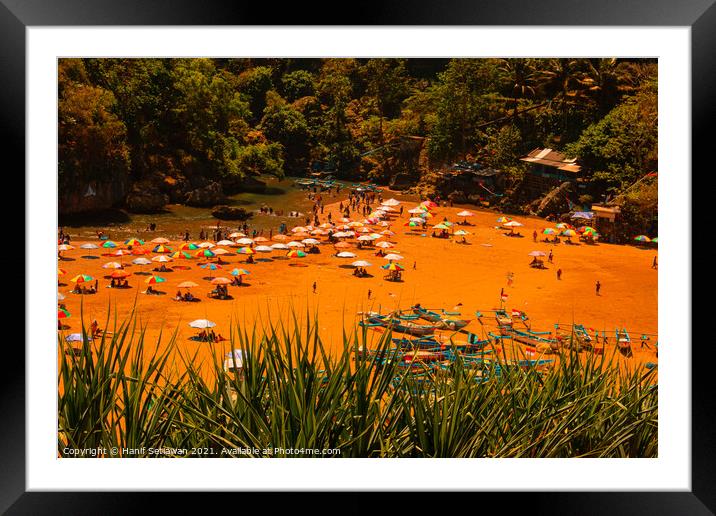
xmin=405 ymin=221 xmax=421 ymax=228
xmin=496 ymin=216 xmax=511 ymax=223
xmin=110 ymin=270 xmax=130 ymax=279
xmin=80 ymin=243 xmax=99 ymax=249
xmin=409 ymin=217 xmax=425 ymax=224
xmin=101 ymin=240 xmax=117 ymax=249
xmin=287 ymin=249 xmax=307 ymax=259
xmin=66 ymin=333 xmax=92 ymax=343
xmin=272 ymin=234 xmax=289 ymax=241
xmin=195 ymin=249 xmax=216 ymax=259
xmin=58 ymin=307 xmax=71 ymax=319
xmin=211 ymin=277 xmax=231 ymax=285
xmin=333 ymin=242 xmax=351 ymax=249
xmin=70 ymin=274 xmax=93 ymax=284
xmin=319 ymin=223 xmax=334 ymax=229
xmin=228 ymin=232 xmax=245 ymax=239
xmin=383 ymin=253 xmax=404 ymax=261
xmin=287 ymin=241 xmax=305 ymax=248
xmin=217 ymin=240 xmax=235 ymax=247
xmin=178 ymin=281 xmax=199 ymax=288
xmin=421 ymin=200 xmax=438 ymax=208
xmin=198 ymin=241 xmax=216 ymax=249
xmin=102 ymin=261 xmax=123 ymax=269
xmin=237 ymin=246 xmax=255 ymax=255
xmin=528 ymin=251 xmax=547 ymax=257
xmin=124 ymin=238 xmax=145 ymax=246
xmin=380 ymin=230 xmax=395 ymax=237
xmin=291 ymin=226 xmax=308 ymax=233
xmin=382 ymin=198 xmax=401 ymax=206
xmin=189 ymin=319 xmax=216 ymax=329
xmin=57 ymin=292 xmax=66 ymax=301
xmin=310 ymin=229 xmax=328 ymax=236
xmin=152 ymin=255 xmax=172 ymax=263
xmin=336 ymin=251 xmax=357 ymax=258
xmin=58 ymin=244 xmax=74 ymax=252
xmin=152 ymin=244 xmax=173 ymax=253
xmin=145 ymin=275 xmax=166 ymax=285
xmin=503 ymin=221 xmax=523 ymax=228
xmin=254 ymin=245 xmax=273 ymax=253
xmin=270 ymin=243 xmax=289 ymax=250
xmin=200 ymin=263 xmax=222 ymax=271
xmin=419 ymin=211 xmax=434 ymax=219
xmin=170 ymin=251 xmax=194 ymax=260
xmin=357 ymin=235 xmax=374 ymax=242
xmin=302 ymin=238 xmax=321 ymax=245
xmin=376 ymin=241 xmax=395 ymax=248
xmin=633 ymin=235 xmax=651 ymax=242
xmin=351 ymin=260 xmax=372 ymax=267
xmin=254 ymin=237 xmax=269 ymax=243
xmin=131 ymin=247 xmax=151 ymax=255
xmin=357 ymin=227 xmax=371 ymax=233
xmin=212 ymin=248 xmax=230 ymax=256
xmin=542 ymin=228 xmax=557 ymax=235
xmin=179 ymin=243 xmax=199 ymax=251
xmin=347 ymin=221 xmax=364 ymax=228
xmin=230 ymin=268 xmax=250 ymax=276
xmin=408 ymin=207 xmax=425 ymax=214
xmin=151 ymin=237 xmax=170 ymax=244
xmin=433 ymin=223 xmax=450 ymax=230
xmin=457 ymin=210 xmax=474 ymax=218
xmin=454 ymin=229 xmax=470 ymax=236
xmin=132 ymin=257 xmax=152 ymax=266
xmin=58 ymin=267 xmax=67 ymax=276
xmin=236 ymin=238 xmax=254 ymax=246
xmin=652 ymin=237 xmax=658 ymax=243
xmin=382 ymin=262 xmax=404 ymax=271
xmin=561 ymin=229 xmax=577 ymax=237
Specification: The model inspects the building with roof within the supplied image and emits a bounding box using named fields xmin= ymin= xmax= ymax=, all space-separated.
xmin=519 ymin=148 xmax=582 ymax=195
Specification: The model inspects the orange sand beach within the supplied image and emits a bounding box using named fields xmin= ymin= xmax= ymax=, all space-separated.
xmin=57 ymin=199 xmax=658 ymax=368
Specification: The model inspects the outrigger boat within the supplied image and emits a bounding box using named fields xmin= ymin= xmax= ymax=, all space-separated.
xmin=361 ymin=314 xmax=437 ymax=337
xmin=410 ymin=305 xmax=471 ymax=330
xmin=616 ymin=328 xmax=633 ymax=357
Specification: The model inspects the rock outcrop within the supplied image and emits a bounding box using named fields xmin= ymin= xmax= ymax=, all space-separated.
xmin=185 ymin=181 xmax=226 ymax=207
xmin=211 ymin=205 xmax=253 ymax=221
xmin=58 ymin=176 xmax=129 ymax=215
xmin=125 ymin=183 xmax=169 ymax=213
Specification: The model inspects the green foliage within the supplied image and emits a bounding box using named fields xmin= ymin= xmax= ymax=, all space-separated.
xmin=259 ymin=92 xmax=311 ymax=173
xmin=59 ymin=309 xmax=657 ymax=458
xmin=564 ymin=79 xmax=657 ymax=188
xmin=280 ymin=70 xmax=316 ymax=102
xmin=58 ymin=62 xmax=130 ymax=188
xmin=236 ymin=65 xmax=275 ymax=123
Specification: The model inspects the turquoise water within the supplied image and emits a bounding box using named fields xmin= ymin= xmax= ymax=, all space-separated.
xmin=61 ymin=176 xmax=417 ymax=241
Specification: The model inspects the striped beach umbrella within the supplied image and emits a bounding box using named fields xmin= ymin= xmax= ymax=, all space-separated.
xmin=145 ymin=275 xmax=166 ymax=285
xmin=170 ymin=251 xmax=194 ymax=260
xmin=58 ymin=267 xmax=68 ymax=276
xmin=70 ymin=274 xmax=93 ymax=284
xmin=124 ymin=238 xmax=145 ymax=246
xmin=102 ymin=240 xmax=117 ymax=248
xmin=633 ymin=235 xmax=651 ymax=242
xmin=542 ymin=228 xmax=558 ymax=235
xmin=179 ymin=243 xmax=199 ymax=251
xmin=496 ymin=216 xmax=511 ymax=223
xmin=230 ymin=268 xmax=250 ymax=276
xmin=58 ymin=307 xmax=71 ymax=319
xmin=195 ymin=249 xmax=216 ymax=259
xmin=287 ymin=249 xmax=307 ymax=259
xmin=561 ymin=229 xmax=577 ymax=237
xmin=152 ymin=244 xmax=173 ymax=253
xmin=382 ymin=262 xmax=404 ymax=271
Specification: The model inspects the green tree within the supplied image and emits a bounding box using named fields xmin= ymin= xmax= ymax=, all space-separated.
xmin=281 ymin=70 xmax=316 ymax=102
xmin=260 ymin=92 xmax=312 ymax=173
xmin=236 ymin=66 xmax=275 ymax=123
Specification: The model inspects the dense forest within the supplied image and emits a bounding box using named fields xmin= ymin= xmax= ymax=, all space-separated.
xmin=58 ymin=58 xmax=657 ymax=232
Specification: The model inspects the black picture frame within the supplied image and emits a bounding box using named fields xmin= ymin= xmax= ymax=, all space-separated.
xmin=3 ymin=1 xmax=707 ymax=513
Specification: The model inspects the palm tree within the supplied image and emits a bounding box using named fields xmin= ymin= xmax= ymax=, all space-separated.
xmin=499 ymin=58 xmax=539 ymax=118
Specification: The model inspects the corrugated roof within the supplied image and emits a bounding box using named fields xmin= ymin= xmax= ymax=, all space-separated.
xmin=520 ymin=148 xmax=581 ymax=173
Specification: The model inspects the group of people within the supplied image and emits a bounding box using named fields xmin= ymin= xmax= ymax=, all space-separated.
xmin=174 ymin=290 xmax=197 ymax=302
xmin=73 ymin=279 xmax=100 ymax=294
xmin=353 ymin=267 xmax=369 ymax=278
xmin=210 ymin=284 xmax=230 ymax=300
xmin=109 ymin=278 xmax=129 ymax=289
xmin=196 ymin=329 xmax=224 ymax=342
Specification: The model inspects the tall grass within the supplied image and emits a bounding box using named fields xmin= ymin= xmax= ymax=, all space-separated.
xmin=58 ymin=309 xmax=657 ymax=458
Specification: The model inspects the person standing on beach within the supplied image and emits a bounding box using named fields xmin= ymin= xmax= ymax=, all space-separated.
xmin=557 ymin=268 xmax=562 ymax=280
xmin=413 ymin=261 xmax=416 ymax=270
xmin=368 ymin=289 xmax=372 ymax=300
xmin=312 ymin=281 xmax=317 ymax=294
xmin=533 ymin=230 xmax=537 ymax=242
xmin=595 ymin=280 xmax=601 ymax=295
xmin=507 ymin=272 xmax=514 ymax=287
xmin=548 ymin=249 xmax=553 ymax=263
xmin=652 ymin=256 xmax=658 ymax=269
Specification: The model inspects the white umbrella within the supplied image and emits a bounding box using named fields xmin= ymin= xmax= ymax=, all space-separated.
xmin=198 ymin=241 xmax=216 ymax=248
xmin=132 ymin=257 xmax=152 ymax=265
xmin=291 ymin=226 xmax=307 ymax=233
xmin=408 ymin=207 xmax=425 ymax=214
xmin=151 ymin=237 xmax=170 ymax=244
xmin=381 ymin=198 xmax=401 ymax=206
xmin=454 ymin=230 xmax=470 ymax=236
xmin=383 ymin=253 xmax=404 ymax=261
xmin=57 ymin=292 xmax=66 ymax=301
xmin=217 ymin=240 xmax=235 ymax=246
xmin=504 ymin=221 xmax=523 ymax=227
xmin=212 ymin=248 xmax=230 ymax=255
xmin=66 ymin=333 xmax=91 ymax=343
xmin=409 ymin=217 xmax=425 ymax=223
xmin=376 ymin=241 xmax=395 ymax=248
xmin=80 ymin=243 xmax=99 ymax=249
xmin=102 ymin=261 xmax=123 ymax=269
xmin=457 ymin=210 xmax=475 ymax=217
xmin=228 ymin=232 xmax=245 ymax=238
xmin=254 ymin=245 xmax=273 ymax=253
xmin=301 ymin=238 xmax=321 ymax=245
xmin=351 ymin=260 xmax=372 ymax=267
xmin=236 ymin=238 xmax=254 ymax=245
xmin=528 ymin=251 xmax=547 ymax=257
xmin=270 ymin=243 xmax=289 ymax=250
xmin=189 ymin=319 xmax=216 ymax=329
xmin=357 ymin=235 xmax=374 ymax=241
xmin=287 ymin=241 xmax=305 ymax=248
xmin=336 ymin=251 xmax=357 ymax=258
xmin=152 ymin=255 xmax=172 ymax=263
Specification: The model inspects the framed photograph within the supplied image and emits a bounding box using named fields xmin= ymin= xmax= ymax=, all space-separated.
xmin=4 ymin=0 xmax=708 ymax=512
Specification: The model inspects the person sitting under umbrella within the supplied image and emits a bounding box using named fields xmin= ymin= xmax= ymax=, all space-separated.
xmin=175 ymin=290 xmax=183 ymax=301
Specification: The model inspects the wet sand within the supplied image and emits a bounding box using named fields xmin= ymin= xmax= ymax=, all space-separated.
xmin=57 ymin=199 xmax=659 ymax=368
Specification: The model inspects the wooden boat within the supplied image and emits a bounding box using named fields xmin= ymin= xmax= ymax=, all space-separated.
xmin=366 ymin=316 xmax=437 ymax=337
xmin=411 ymin=306 xmax=471 ymax=330
xmin=616 ymin=328 xmax=633 ymax=357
